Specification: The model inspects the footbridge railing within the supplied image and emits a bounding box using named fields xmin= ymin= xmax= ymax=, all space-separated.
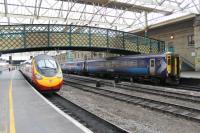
xmin=0 ymin=24 xmax=165 ymax=54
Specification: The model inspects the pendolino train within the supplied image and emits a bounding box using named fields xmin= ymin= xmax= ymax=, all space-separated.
xmin=20 ymin=54 xmax=63 ymax=92
xmin=62 ymin=52 xmax=180 ymax=84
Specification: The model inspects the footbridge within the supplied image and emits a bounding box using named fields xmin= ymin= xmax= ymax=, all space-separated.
xmin=0 ymin=24 xmax=165 ymax=55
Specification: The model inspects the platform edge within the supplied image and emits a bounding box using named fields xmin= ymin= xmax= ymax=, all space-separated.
xmin=24 ymin=79 xmax=93 ymax=133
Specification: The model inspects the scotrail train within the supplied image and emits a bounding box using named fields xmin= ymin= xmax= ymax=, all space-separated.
xmin=20 ymin=54 xmax=63 ymax=92
xmin=61 ymin=52 xmax=180 ymax=84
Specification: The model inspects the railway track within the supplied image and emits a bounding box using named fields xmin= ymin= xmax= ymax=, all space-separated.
xmin=63 ymin=77 xmax=200 ymax=123
xmin=172 ymin=84 xmax=200 ymax=92
xmin=63 ymin=74 xmax=200 ymax=103
xmin=44 ymin=93 xmax=129 ymax=133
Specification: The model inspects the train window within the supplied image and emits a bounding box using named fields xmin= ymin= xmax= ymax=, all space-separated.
xmin=127 ymin=61 xmax=132 ymax=67
xmin=129 ymin=60 xmax=137 ymax=67
xmin=98 ymin=62 xmax=101 ymax=67
xmin=37 ymin=59 xmax=57 ymax=69
xmin=38 ymin=60 xmax=45 ymax=68
xmin=106 ymin=61 xmax=111 ymax=68
xmin=94 ymin=61 xmax=97 ymax=67
xmin=104 ymin=61 xmax=106 ymax=67
xmin=101 ymin=62 xmax=104 ymax=67
xmin=150 ymin=60 xmax=154 ymax=67
xmin=93 ymin=62 xmax=97 ymax=67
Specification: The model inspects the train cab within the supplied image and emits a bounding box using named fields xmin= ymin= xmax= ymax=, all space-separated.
xmin=20 ymin=54 xmax=63 ymax=93
xmin=32 ymin=55 xmax=63 ymax=92
xmin=166 ymin=52 xmax=180 ymax=84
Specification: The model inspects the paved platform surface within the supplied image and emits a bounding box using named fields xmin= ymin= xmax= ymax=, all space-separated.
xmin=181 ymin=71 xmax=200 ymax=79
xmin=0 ymin=70 xmax=92 ymax=133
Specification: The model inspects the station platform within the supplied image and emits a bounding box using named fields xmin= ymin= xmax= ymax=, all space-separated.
xmin=0 ymin=70 xmax=92 ymax=133
xmin=181 ymin=71 xmax=200 ymax=79
xmin=180 ymin=71 xmax=200 ymax=85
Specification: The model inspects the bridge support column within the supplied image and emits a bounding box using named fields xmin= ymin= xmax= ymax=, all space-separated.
xmin=194 ymin=15 xmax=200 ymax=71
xmin=144 ymin=11 xmax=148 ymax=38
xmin=9 ymin=55 xmax=12 ymax=64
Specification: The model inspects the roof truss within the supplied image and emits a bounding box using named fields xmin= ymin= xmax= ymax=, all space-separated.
xmin=0 ymin=0 xmax=199 ymax=32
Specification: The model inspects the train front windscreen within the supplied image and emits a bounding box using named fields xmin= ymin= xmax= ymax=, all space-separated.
xmin=37 ymin=59 xmax=59 ymax=77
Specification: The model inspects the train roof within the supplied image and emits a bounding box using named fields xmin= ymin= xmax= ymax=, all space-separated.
xmin=21 ymin=54 xmax=56 ymax=64
xmin=86 ymin=52 xmax=169 ymax=62
xmin=64 ymin=52 xmax=172 ymax=63
xmin=34 ymin=54 xmax=55 ymax=61
xmin=118 ymin=53 xmax=167 ymax=59
xmin=68 ymin=60 xmax=85 ymax=63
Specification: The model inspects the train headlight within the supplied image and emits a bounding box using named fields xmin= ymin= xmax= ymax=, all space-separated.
xmin=35 ymin=73 xmax=43 ymax=80
xmin=57 ymin=72 xmax=63 ymax=78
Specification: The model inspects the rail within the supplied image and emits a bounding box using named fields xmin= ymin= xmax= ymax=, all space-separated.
xmin=64 ymin=77 xmax=200 ymax=123
xmin=45 ymin=93 xmax=129 ymax=133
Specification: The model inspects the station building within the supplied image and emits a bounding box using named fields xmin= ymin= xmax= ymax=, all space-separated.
xmin=54 ymin=14 xmax=200 ymax=72
xmin=133 ymin=14 xmax=200 ymax=71
xmin=54 ymin=51 xmax=118 ymax=64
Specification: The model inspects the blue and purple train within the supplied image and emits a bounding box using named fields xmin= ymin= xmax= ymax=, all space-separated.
xmin=61 ymin=52 xmax=180 ymax=84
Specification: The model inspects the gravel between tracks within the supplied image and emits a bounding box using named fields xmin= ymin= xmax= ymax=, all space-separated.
xmin=58 ymin=85 xmax=200 ymax=133
xmin=100 ymin=84 xmax=200 ymax=110
xmin=71 ymin=80 xmax=200 ymax=110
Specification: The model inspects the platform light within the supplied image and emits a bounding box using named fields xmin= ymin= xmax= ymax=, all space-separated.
xmin=170 ymin=35 xmax=174 ymax=39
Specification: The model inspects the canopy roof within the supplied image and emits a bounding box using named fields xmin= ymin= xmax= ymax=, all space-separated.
xmin=0 ymin=0 xmax=199 ymax=31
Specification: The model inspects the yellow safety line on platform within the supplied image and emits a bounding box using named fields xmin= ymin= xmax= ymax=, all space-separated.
xmin=9 ymin=80 xmax=16 ymax=133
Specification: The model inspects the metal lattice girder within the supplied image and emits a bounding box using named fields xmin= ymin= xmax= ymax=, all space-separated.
xmin=0 ymin=24 xmax=165 ymax=54
xmin=59 ymin=0 xmax=172 ymax=14
xmin=0 ymin=0 xmax=199 ymax=32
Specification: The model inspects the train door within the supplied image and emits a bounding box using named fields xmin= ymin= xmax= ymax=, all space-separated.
xmin=166 ymin=53 xmax=180 ymax=76
xmin=176 ymin=56 xmax=180 ymax=76
xmin=170 ymin=54 xmax=178 ymax=76
xmin=166 ymin=54 xmax=171 ymax=75
xmin=150 ymin=59 xmax=155 ymax=75
xmin=83 ymin=61 xmax=86 ymax=72
xmin=171 ymin=55 xmax=175 ymax=75
xmin=174 ymin=55 xmax=180 ymax=76
xmin=174 ymin=56 xmax=177 ymax=75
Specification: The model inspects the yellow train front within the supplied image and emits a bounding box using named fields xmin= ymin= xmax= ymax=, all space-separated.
xmin=165 ymin=52 xmax=180 ymax=84
xmin=20 ymin=54 xmax=63 ymax=93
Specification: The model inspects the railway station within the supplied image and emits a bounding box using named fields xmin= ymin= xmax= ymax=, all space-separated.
xmin=0 ymin=0 xmax=200 ymax=133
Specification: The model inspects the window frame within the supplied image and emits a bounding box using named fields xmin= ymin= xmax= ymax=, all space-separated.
xmin=187 ymin=34 xmax=195 ymax=46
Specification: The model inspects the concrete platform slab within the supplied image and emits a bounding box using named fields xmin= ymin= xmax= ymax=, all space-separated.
xmin=181 ymin=71 xmax=200 ymax=79
xmin=0 ymin=70 xmax=92 ymax=133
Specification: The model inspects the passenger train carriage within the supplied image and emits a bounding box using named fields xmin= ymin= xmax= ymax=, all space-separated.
xmin=62 ymin=52 xmax=180 ymax=84
xmin=20 ymin=55 xmax=63 ymax=92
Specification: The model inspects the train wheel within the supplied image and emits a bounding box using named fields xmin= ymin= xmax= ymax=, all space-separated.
xmin=160 ymin=79 xmax=166 ymax=85
xmin=96 ymin=81 xmax=101 ymax=87
xmin=114 ymin=77 xmax=120 ymax=83
xmin=130 ymin=77 xmax=134 ymax=83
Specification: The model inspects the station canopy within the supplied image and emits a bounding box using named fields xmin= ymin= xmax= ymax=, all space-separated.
xmin=0 ymin=0 xmax=200 ymax=32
